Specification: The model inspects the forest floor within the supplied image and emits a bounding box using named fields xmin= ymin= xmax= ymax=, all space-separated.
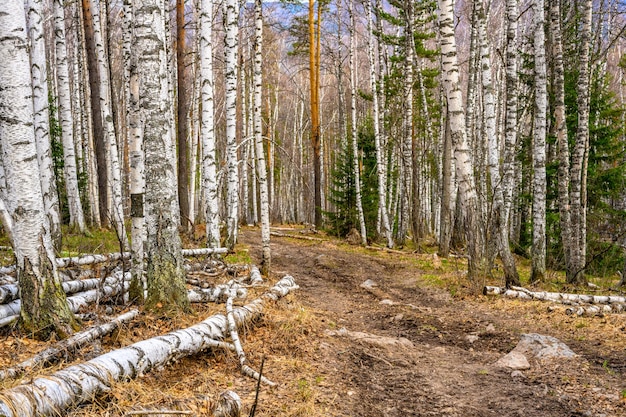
xmin=0 ymin=225 xmax=625 ymax=416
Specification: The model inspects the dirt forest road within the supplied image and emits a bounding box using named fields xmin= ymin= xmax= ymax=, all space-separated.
xmin=241 ymin=228 xmax=625 ymax=417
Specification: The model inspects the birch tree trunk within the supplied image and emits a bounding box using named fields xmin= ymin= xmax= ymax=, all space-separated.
xmin=367 ymin=0 xmax=393 ymax=248
xmin=200 ymin=0 xmax=221 ymax=249
xmin=26 ymin=0 xmax=63 ymax=250
xmin=224 ymin=0 xmax=240 ymax=249
xmin=135 ymin=0 xmax=190 ymax=313
xmin=437 ymin=0 xmax=482 ymax=279
xmin=54 ymin=0 xmax=87 ymax=234
xmin=124 ymin=0 xmax=145 ymax=301
xmin=254 ymin=0 xmax=271 ymax=274
xmin=531 ymin=0 xmax=547 ymax=282
xmin=503 ymin=0 xmax=518 ymax=228
xmin=92 ymin=4 xmax=128 ymax=247
xmin=569 ymin=0 xmax=593 ymax=284
xmin=397 ymin=2 xmax=414 ymax=246
xmin=349 ymin=0 xmax=367 ymax=246
xmin=0 ymin=0 xmax=77 ymax=339
xmin=550 ymin=0 xmax=573 ymax=282
xmin=477 ymin=1 xmax=519 ymax=286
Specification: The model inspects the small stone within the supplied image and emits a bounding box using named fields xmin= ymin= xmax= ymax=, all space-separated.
xmin=511 ymin=370 xmax=526 ymax=378
xmin=393 ymin=314 xmax=404 ymax=321
xmin=380 ymin=299 xmax=395 ymax=305
xmin=360 ymin=279 xmax=377 ymax=290
xmin=495 ymin=351 xmax=530 ymax=370
xmin=347 ymin=390 xmax=355 ymax=396
xmin=466 ymin=334 xmax=479 ymax=344
xmin=486 ymin=323 xmax=496 ymax=333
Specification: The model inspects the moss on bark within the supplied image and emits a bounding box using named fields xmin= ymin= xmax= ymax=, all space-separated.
xmin=145 ymin=251 xmax=190 ymax=314
xmin=19 ymin=251 xmax=77 ymax=340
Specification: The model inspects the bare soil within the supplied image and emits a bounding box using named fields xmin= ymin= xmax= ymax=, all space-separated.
xmin=0 ymin=226 xmax=625 ymax=417
xmin=241 ymin=228 xmax=626 ymax=417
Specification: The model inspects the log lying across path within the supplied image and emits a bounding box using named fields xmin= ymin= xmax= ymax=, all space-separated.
xmin=484 ymin=286 xmax=626 ymax=305
xmin=484 ymin=285 xmax=626 ymax=316
xmin=0 ymin=276 xmax=298 ymax=417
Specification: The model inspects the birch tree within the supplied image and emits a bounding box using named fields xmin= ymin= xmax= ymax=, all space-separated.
xmin=569 ymin=0 xmax=593 ymax=284
xmin=503 ymin=0 xmax=518 ymax=223
xmin=200 ymin=0 xmax=221 ymax=249
xmin=54 ymin=0 xmax=87 ymax=233
xmin=0 ymin=0 xmax=77 ymax=338
xmin=224 ymin=0 xmax=240 ymax=249
xmin=550 ymin=0 xmax=573 ymax=282
xmin=437 ymin=0 xmax=482 ymax=279
xmin=26 ymin=0 xmax=62 ymax=250
xmin=254 ymin=0 xmax=272 ymax=273
xmin=367 ymin=0 xmax=393 ymax=248
xmin=135 ymin=0 xmax=190 ymax=312
xmin=532 ymin=0 xmax=547 ymax=282
xmin=349 ymin=0 xmax=367 ymax=246
xmin=124 ymin=0 xmax=145 ymax=300
xmin=477 ymin=1 xmax=519 ymax=286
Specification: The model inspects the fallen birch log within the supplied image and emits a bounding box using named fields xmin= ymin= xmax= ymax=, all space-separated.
xmin=0 ymin=248 xmax=229 ymax=276
xmin=564 ymin=303 xmax=625 ymax=316
xmin=483 ymin=286 xmax=626 ymax=305
xmin=0 ymin=276 xmax=297 ymax=417
xmin=181 ymin=247 xmax=229 ymax=256
xmin=187 ymin=283 xmax=248 ymax=303
xmin=0 ymin=310 xmax=139 ymax=380
xmin=226 ymin=290 xmax=276 ymax=386
xmin=0 ymin=284 xmax=19 ymax=304
xmin=248 ymin=265 xmax=263 ymax=286
xmin=0 ymin=275 xmax=130 ymax=305
xmin=0 ymin=272 xmax=129 ymax=324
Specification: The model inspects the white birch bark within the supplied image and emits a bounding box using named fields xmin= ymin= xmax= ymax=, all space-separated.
xmin=550 ymin=0 xmax=573 ymax=282
xmin=0 ymin=276 xmax=298 ymax=417
xmin=125 ymin=0 xmax=145 ymax=299
xmin=502 ymin=0 xmax=518 ymax=227
xmin=349 ymin=0 xmax=367 ymax=246
xmin=437 ymin=0 xmax=482 ymax=278
xmin=54 ymin=0 xmax=87 ymax=233
xmin=532 ymin=0 xmax=547 ymax=282
xmin=569 ymin=0 xmax=593 ymax=284
xmin=79 ymin=0 xmax=101 ymax=227
xmin=91 ymin=2 xmax=128 ymax=246
xmin=0 ymin=310 xmax=139 ymax=381
xmin=200 ymin=0 xmax=221 ymax=249
xmin=224 ymin=0 xmax=240 ymax=249
xmin=484 ymin=285 xmax=626 ymax=305
xmin=398 ymin=4 xmax=414 ymax=245
xmin=26 ymin=0 xmax=62 ymax=247
xmin=0 ymin=0 xmax=76 ymax=338
xmin=477 ymin=1 xmax=519 ymax=286
xmin=135 ymin=0 xmax=189 ymax=312
xmin=254 ymin=0 xmax=272 ymax=274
